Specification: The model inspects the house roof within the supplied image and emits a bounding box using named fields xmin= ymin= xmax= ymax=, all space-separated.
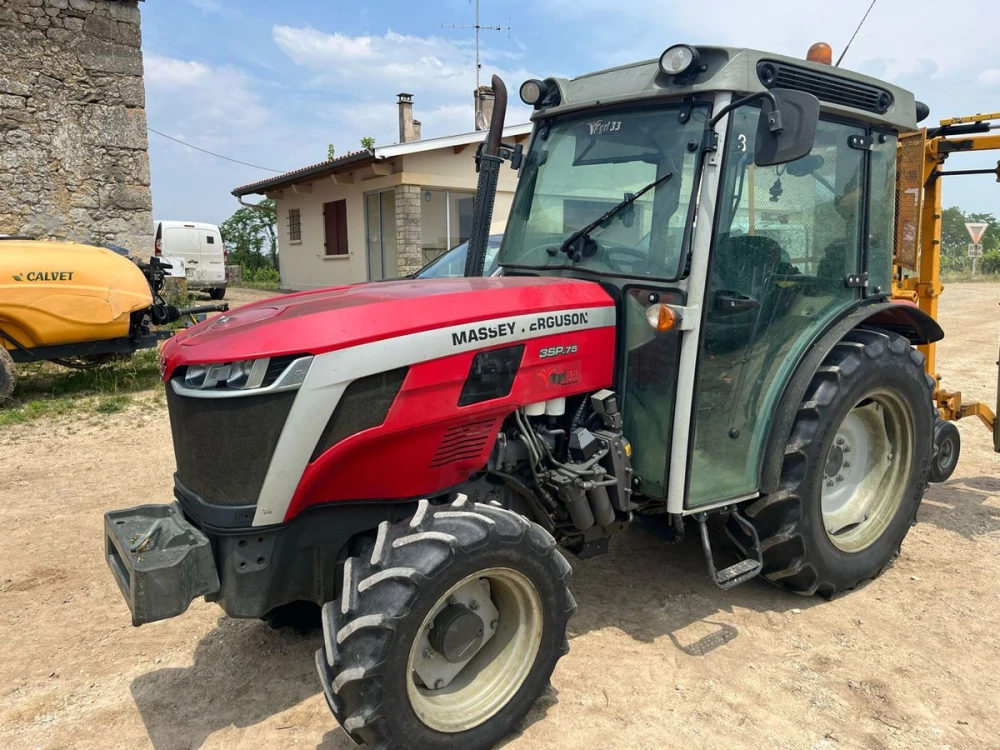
xmin=231 ymin=123 xmax=532 ymax=197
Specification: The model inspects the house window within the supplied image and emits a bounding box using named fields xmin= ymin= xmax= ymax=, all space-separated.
xmin=288 ymin=209 xmax=302 ymax=242
xmin=323 ymin=200 xmax=348 ymax=256
xmin=366 ymin=190 xmax=397 ymax=280
xmin=420 ymin=189 xmax=475 ymax=265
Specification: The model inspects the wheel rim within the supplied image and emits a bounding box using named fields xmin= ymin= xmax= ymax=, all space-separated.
xmin=937 ymin=434 xmax=957 ymax=472
xmin=406 ymin=567 xmax=543 ymax=733
xmin=821 ymin=390 xmax=914 ymax=553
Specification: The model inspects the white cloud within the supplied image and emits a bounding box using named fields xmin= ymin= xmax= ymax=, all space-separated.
xmin=144 ymin=53 xmax=270 ymax=139
xmin=538 ymin=0 xmax=997 ymax=82
xmin=980 ymin=69 xmax=1000 ymax=87
xmin=182 ymin=0 xmax=240 ymax=17
xmin=271 ymin=25 xmax=537 ymax=141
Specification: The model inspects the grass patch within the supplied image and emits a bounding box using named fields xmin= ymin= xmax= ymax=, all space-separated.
xmin=0 ymin=348 xmax=163 ymax=427
xmin=941 ymin=271 xmax=1000 ymax=284
xmin=231 ymin=281 xmax=282 ymax=292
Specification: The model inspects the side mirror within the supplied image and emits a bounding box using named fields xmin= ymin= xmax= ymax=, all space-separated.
xmin=754 ymin=89 xmax=820 ymax=167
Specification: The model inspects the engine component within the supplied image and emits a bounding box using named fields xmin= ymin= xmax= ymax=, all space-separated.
xmin=587 ymin=484 xmax=616 ymax=526
xmin=569 ymin=427 xmax=600 ymax=461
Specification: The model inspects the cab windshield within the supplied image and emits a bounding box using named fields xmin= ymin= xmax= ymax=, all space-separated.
xmin=499 ymin=103 xmax=709 ymax=280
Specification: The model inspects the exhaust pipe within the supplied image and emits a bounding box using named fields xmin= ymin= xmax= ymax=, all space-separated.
xmin=464 ymin=74 xmax=508 ymax=278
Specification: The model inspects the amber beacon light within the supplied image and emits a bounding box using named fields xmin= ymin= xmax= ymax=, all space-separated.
xmin=806 ymin=42 xmax=833 ymax=65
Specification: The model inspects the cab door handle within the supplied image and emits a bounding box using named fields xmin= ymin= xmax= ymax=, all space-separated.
xmin=714 ymin=290 xmax=760 ymax=313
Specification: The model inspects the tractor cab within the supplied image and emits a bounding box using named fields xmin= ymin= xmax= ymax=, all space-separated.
xmin=492 ymin=45 xmax=920 ymax=515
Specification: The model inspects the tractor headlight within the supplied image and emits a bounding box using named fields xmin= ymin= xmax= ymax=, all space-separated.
xmin=176 ymin=355 xmax=313 ymax=397
xmin=658 ymin=44 xmax=700 ymax=76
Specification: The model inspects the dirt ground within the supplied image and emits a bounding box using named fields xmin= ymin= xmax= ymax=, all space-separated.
xmin=2 ymin=284 xmax=999 ymax=750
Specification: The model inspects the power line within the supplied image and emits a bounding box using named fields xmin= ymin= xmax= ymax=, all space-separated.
xmin=836 ymin=0 xmax=878 ymax=67
xmin=147 ymin=127 xmax=284 ymax=173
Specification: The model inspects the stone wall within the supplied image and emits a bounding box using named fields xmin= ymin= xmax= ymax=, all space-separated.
xmin=0 ymin=0 xmax=151 ymax=252
xmin=394 ymin=183 xmax=422 ymax=275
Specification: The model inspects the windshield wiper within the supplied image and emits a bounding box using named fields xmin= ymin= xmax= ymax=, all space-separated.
xmin=557 ymin=172 xmax=673 ymax=259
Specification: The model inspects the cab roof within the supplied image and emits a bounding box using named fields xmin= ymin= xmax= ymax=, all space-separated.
xmin=534 ymin=45 xmax=918 ymax=132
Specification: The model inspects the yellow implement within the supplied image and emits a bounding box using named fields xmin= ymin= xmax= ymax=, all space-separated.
xmin=893 ymin=113 xmax=1000 ymax=450
xmin=0 ymin=239 xmax=152 ymax=350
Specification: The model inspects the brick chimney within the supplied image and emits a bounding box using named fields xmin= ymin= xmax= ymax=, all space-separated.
xmin=474 ymin=86 xmax=495 ymax=131
xmin=397 ymin=93 xmax=417 ymax=143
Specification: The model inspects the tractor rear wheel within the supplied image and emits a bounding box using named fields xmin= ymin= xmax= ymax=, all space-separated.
xmin=0 ymin=346 xmax=16 ymax=404
xmin=317 ymin=496 xmax=575 ymax=749
xmin=734 ymin=328 xmax=934 ymax=596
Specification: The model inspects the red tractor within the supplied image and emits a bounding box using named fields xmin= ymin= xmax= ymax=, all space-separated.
xmin=106 ymin=45 xmax=949 ymax=748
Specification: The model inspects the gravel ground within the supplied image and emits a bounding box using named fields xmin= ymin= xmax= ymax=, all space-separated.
xmin=1 ymin=283 xmax=999 ymax=749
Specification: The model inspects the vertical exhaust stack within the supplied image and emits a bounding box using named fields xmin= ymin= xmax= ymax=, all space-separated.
xmin=464 ymin=75 xmax=508 ymax=278
xmin=397 ymin=93 xmax=418 ymax=143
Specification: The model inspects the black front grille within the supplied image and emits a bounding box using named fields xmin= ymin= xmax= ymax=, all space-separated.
xmin=309 ymin=368 xmax=407 ymax=463
xmin=757 ymin=61 xmax=892 ymax=114
xmin=166 ymin=385 xmax=296 ymax=506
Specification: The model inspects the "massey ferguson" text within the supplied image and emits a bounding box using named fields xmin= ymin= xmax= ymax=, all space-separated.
xmin=451 ymin=320 xmax=517 ymax=346
xmin=529 ymin=312 xmax=588 ymax=332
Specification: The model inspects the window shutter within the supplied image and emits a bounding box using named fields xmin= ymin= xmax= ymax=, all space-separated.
xmin=324 ymin=199 xmax=349 ymax=256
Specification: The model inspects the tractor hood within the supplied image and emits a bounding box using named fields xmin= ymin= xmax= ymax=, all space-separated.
xmin=161 ymin=276 xmax=614 ymax=374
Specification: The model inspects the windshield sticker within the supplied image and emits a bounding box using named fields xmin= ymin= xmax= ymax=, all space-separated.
xmin=587 ymin=119 xmax=622 ymax=136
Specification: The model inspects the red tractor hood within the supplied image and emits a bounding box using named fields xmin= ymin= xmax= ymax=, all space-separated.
xmin=162 ymin=276 xmax=614 ymax=371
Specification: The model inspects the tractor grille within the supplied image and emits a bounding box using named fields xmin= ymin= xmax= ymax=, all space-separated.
xmin=430 ymin=417 xmax=500 ymax=469
xmin=166 ymin=385 xmax=296 ymax=506
xmin=310 ymin=368 xmax=407 ymax=463
xmin=757 ymin=61 xmax=893 ymax=114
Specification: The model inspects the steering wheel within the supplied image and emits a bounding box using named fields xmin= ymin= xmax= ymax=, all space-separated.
xmin=591 ymin=238 xmax=649 ymax=275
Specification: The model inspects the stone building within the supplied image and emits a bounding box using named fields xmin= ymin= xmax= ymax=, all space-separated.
xmin=0 ymin=0 xmax=151 ymax=252
xmin=232 ymin=93 xmax=529 ymax=292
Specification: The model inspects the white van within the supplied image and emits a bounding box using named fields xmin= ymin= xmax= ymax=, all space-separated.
xmin=153 ymin=221 xmax=227 ymax=299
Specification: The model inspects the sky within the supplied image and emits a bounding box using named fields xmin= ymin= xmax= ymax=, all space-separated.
xmin=142 ymin=0 xmax=1000 ymax=226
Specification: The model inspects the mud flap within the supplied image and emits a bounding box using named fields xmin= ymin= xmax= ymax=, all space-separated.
xmin=104 ymin=502 xmax=220 ymax=626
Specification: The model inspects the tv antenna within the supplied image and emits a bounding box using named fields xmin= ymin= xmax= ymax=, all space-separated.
xmin=442 ymin=0 xmax=510 ymax=91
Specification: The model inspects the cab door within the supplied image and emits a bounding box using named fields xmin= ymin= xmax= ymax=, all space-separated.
xmin=687 ymin=112 xmax=867 ymax=508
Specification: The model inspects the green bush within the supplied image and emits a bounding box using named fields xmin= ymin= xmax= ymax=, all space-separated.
xmin=979 ymin=249 xmax=1000 ymax=275
xmin=244 ymin=267 xmax=280 ymax=285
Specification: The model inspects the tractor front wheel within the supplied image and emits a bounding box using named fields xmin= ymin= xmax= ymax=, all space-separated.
xmin=317 ymin=496 xmax=575 ymax=749
xmin=735 ymin=328 xmax=934 ymax=596
xmin=0 ymin=346 xmax=16 ymax=404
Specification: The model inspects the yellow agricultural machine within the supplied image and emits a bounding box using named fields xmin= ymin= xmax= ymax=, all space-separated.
xmin=0 ymin=238 xmax=227 ymax=402
xmin=894 ymin=112 xmax=1000 ymax=478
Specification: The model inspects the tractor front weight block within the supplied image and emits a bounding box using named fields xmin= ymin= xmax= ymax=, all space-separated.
xmin=104 ymin=502 xmax=220 ymax=626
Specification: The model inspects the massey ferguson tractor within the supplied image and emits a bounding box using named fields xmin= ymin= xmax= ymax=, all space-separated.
xmin=104 ymin=43 xmax=989 ymax=748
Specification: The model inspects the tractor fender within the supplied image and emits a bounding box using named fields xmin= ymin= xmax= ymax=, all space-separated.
xmin=758 ymin=300 xmax=942 ymax=494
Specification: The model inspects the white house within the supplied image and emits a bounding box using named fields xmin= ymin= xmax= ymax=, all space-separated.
xmin=232 ymin=92 xmax=529 ymax=291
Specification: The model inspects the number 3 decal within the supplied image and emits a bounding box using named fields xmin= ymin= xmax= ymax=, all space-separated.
xmin=736 ymin=133 xmax=747 ymax=153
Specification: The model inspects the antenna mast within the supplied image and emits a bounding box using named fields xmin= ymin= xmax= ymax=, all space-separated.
xmin=836 ymin=0 xmax=878 ymax=67
xmin=442 ymin=0 xmax=510 ymax=90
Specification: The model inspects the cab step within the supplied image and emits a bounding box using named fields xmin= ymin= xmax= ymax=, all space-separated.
xmin=696 ymin=506 xmax=763 ymax=590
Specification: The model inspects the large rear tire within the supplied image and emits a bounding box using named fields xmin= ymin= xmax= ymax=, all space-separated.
xmin=0 ymin=346 xmax=16 ymax=404
xmin=317 ymin=496 xmax=575 ymax=749
xmin=734 ymin=328 xmax=934 ymax=597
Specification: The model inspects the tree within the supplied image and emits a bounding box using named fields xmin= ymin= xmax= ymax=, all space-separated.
xmin=220 ymin=198 xmax=278 ymax=271
xmin=327 ymin=144 xmax=336 ymax=160
xmin=360 ymin=136 xmax=375 ymax=150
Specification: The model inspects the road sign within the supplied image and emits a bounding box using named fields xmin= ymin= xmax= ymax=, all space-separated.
xmin=966 ymin=222 xmax=990 ymax=244
xmin=969 ymin=243 xmax=984 ymax=258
